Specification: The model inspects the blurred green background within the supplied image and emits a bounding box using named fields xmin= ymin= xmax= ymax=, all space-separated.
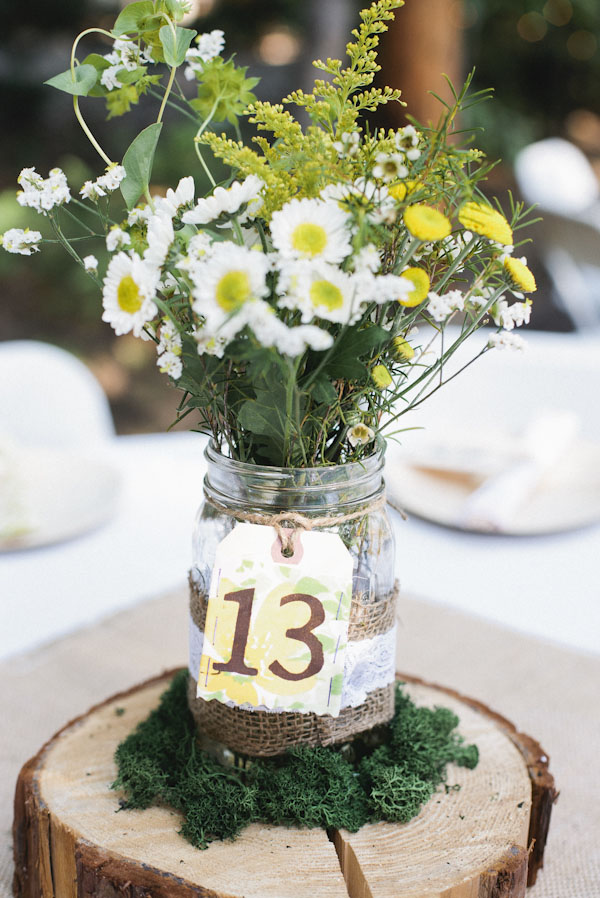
xmin=1 ymin=0 xmax=598 ymax=431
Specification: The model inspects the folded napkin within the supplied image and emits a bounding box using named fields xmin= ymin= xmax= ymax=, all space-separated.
xmin=454 ymin=411 xmax=580 ymax=532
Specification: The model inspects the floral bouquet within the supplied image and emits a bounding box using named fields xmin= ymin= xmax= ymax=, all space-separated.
xmin=2 ymin=0 xmax=537 ymax=469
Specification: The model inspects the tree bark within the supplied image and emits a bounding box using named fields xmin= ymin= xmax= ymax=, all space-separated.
xmin=379 ymin=0 xmax=466 ymax=127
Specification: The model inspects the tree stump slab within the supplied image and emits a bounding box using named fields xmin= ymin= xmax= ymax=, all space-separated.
xmin=13 ymin=670 xmax=556 ymax=898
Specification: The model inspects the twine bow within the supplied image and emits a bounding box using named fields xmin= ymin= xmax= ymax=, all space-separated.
xmin=204 ymin=493 xmax=390 ymax=556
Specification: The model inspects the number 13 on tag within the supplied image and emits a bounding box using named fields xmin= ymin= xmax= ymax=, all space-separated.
xmin=196 ymin=523 xmax=353 ymax=717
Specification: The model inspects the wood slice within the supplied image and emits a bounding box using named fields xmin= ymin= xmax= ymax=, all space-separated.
xmin=13 ymin=670 xmax=556 ymax=898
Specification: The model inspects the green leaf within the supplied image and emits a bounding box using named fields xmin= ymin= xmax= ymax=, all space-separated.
xmin=82 ymin=53 xmax=112 ymax=73
xmin=81 ymin=54 xmax=112 ymax=97
xmin=113 ymin=0 xmax=155 ymax=36
xmin=44 ymin=64 xmax=97 ymax=97
xmin=120 ymin=122 xmax=163 ymax=209
xmin=322 ymin=325 xmax=389 ymax=381
xmin=118 ymin=66 xmax=149 ymax=85
xmin=106 ymin=85 xmax=141 ymax=119
xmin=238 ymin=395 xmax=285 ymax=441
xmin=163 ymin=0 xmax=192 ymax=20
xmin=159 ymin=25 xmax=197 ymax=67
xmin=310 ymin=375 xmax=338 ymax=405
xmin=190 ymin=58 xmax=259 ymax=124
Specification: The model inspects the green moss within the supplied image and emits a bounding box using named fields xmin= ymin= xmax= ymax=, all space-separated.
xmin=112 ymin=671 xmax=479 ymax=849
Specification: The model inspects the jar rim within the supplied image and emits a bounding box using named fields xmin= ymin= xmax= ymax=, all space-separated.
xmin=204 ymin=440 xmax=385 ymax=477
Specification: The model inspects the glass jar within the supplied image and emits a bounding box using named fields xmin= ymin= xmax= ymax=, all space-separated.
xmin=188 ymin=442 xmax=397 ymax=757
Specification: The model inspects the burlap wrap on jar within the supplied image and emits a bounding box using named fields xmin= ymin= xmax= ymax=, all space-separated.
xmin=187 ymin=443 xmax=398 ymax=758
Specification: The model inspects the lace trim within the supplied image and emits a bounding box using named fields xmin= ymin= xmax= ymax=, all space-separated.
xmin=189 ymin=616 xmax=396 ymax=712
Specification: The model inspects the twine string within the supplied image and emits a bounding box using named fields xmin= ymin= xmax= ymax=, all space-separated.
xmin=204 ymin=493 xmax=389 ymax=555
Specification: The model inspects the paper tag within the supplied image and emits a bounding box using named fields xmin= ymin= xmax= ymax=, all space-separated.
xmin=196 ymin=522 xmax=353 ymax=717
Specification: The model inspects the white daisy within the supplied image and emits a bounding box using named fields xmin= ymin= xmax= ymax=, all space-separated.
xmin=277 ymin=260 xmax=359 ymax=325
xmin=102 ymin=252 xmax=159 ymax=336
xmin=182 ymin=175 xmax=263 ymax=226
xmin=270 ymin=197 xmax=353 ymax=265
xmin=243 ymin=301 xmax=334 ymax=356
xmin=191 ymin=242 xmax=270 ymax=322
xmin=1 ymin=228 xmax=42 ymax=255
xmin=106 ymin=226 xmax=131 ymax=252
xmin=143 ymin=212 xmax=174 ymax=271
xmin=154 ymin=176 xmax=195 ymax=219
xmin=83 ymin=254 xmax=98 ymax=272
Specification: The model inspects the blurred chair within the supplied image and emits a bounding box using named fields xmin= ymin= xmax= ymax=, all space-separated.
xmin=514 ymin=137 xmax=600 ymax=330
xmin=0 ymin=340 xmax=115 ymax=448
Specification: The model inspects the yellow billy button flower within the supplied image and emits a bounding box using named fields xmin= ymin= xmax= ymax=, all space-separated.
xmin=504 ymin=256 xmax=537 ymax=293
xmin=393 ymin=336 xmax=415 ymax=361
xmin=215 ymin=270 xmax=252 ymax=312
xmin=389 ymin=180 xmax=422 ymax=202
xmin=117 ymin=275 xmax=143 ymax=313
xmin=398 ymin=267 xmax=430 ymax=307
xmin=458 ymin=202 xmax=513 ymax=246
xmin=389 ymin=182 xmax=407 ymax=202
xmin=371 ymin=364 xmax=393 ymax=389
xmin=404 ymin=204 xmax=451 ymax=242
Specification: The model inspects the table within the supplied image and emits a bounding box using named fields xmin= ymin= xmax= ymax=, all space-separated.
xmin=2 ymin=588 xmax=599 ymax=898
xmin=2 ymin=328 xmax=599 ymax=661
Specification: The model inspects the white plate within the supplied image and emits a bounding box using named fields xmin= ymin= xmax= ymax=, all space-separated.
xmin=0 ymin=448 xmax=121 ymax=551
xmin=386 ymin=440 xmax=600 ymax=535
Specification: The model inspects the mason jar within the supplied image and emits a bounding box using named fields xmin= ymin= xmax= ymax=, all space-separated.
xmin=188 ymin=441 xmax=397 ymax=757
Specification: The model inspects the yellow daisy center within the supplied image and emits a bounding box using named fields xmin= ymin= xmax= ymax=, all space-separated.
xmin=399 ymin=267 xmax=430 ymax=307
xmin=404 ymin=204 xmax=451 ymax=242
xmin=215 ymin=270 xmax=251 ymax=311
xmin=458 ymin=202 xmax=513 ymax=246
xmin=310 ymin=280 xmax=344 ymax=311
xmin=117 ymin=275 xmax=143 ymax=314
xmin=371 ymin=364 xmax=392 ymax=389
xmin=504 ymin=257 xmax=537 ymax=293
xmin=291 ymin=222 xmax=328 ymax=256
xmin=393 ymin=337 xmax=415 ymax=361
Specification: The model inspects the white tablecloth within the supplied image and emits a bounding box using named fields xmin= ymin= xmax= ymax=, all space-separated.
xmin=2 ymin=329 xmax=599 ymax=661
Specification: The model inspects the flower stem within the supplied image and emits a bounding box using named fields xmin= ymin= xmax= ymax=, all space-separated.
xmin=157 ymin=66 xmax=177 ymax=124
xmin=70 ymin=28 xmax=116 ymax=166
xmin=73 ymin=97 xmax=113 ymax=166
